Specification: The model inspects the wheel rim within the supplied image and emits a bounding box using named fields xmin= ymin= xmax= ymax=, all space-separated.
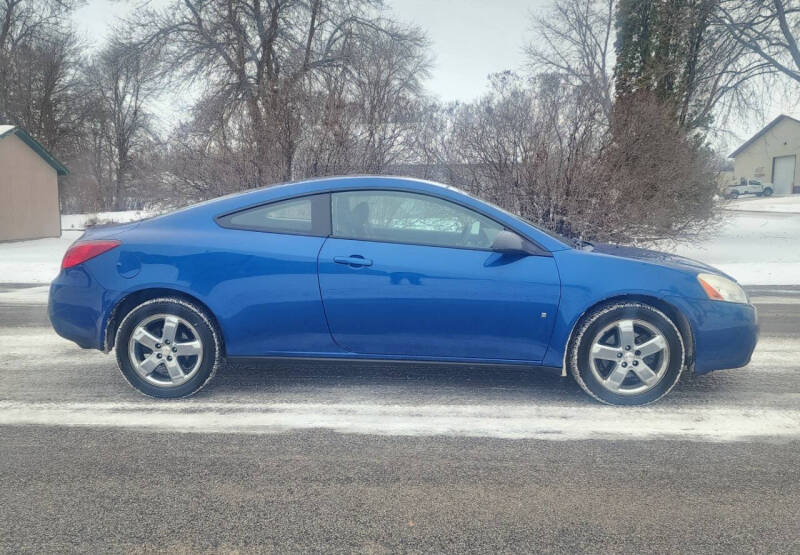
xmin=588 ymin=319 xmax=670 ymax=395
xmin=127 ymin=313 xmax=203 ymax=387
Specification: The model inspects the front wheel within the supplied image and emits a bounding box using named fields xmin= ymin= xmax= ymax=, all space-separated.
xmin=568 ymin=302 xmax=685 ymax=405
xmin=115 ymin=298 xmax=221 ymax=398
xmin=762 ymin=187 xmax=773 ymax=196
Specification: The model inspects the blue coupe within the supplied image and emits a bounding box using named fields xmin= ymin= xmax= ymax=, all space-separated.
xmin=49 ymin=176 xmax=758 ymax=405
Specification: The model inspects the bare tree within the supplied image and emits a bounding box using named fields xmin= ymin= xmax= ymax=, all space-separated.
xmin=617 ymin=0 xmax=772 ymax=131
xmin=133 ymin=0 xmax=426 ymax=187
xmin=83 ymin=39 xmax=160 ymax=209
xmin=717 ymin=0 xmax=800 ymax=84
xmin=526 ymin=0 xmax=615 ymax=119
xmin=347 ymin=22 xmax=430 ymax=173
xmin=293 ymin=19 xmax=430 ymax=176
xmin=0 ymin=0 xmax=79 ymax=52
xmin=424 ymin=72 xmax=716 ymax=243
xmin=678 ymin=16 xmax=775 ymax=133
xmin=596 ymin=92 xmax=718 ymax=242
xmin=528 ymin=0 xmax=773 ymax=132
xmin=0 ymin=1 xmax=85 ymax=148
xmin=0 ymin=0 xmax=96 ymax=213
xmin=165 ymin=116 xmax=263 ymax=202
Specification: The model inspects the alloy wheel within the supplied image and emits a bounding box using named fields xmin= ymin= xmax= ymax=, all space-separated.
xmin=127 ymin=313 xmax=204 ymax=387
xmin=588 ymin=318 xmax=670 ymax=395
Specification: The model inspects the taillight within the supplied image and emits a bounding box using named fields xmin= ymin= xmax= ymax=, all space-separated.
xmin=61 ymin=240 xmax=121 ymax=269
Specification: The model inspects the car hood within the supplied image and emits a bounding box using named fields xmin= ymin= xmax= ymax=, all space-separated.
xmin=588 ymin=242 xmax=734 ymax=280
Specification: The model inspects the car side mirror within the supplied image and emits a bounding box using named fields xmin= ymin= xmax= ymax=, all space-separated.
xmin=491 ymin=230 xmax=546 ymax=256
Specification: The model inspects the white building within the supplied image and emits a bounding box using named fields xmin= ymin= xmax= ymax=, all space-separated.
xmin=729 ymin=115 xmax=800 ymax=195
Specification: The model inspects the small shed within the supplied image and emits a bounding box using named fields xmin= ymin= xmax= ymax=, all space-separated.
xmin=0 ymin=125 xmax=68 ymax=241
xmin=729 ymin=115 xmax=800 ymax=195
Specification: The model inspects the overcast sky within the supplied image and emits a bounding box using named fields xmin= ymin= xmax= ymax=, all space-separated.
xmin=388 ymin=0 xmax=545 ymax=100
xmin=71 ymin=0 xmax=797 ymax=150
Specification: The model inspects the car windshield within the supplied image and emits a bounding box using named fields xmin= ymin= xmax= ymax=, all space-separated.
xmin=519 ymin=215 xmax=585 ymax=247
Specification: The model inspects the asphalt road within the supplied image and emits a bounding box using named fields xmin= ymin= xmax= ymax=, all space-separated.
xmin=1 ymin=288 xmax=799 ymax=553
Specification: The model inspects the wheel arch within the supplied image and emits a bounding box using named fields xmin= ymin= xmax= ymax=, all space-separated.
xmin=104 ymin=288 xmax=225 ymax=355
xmin=563 ymin=294 xmax=695 ymax=371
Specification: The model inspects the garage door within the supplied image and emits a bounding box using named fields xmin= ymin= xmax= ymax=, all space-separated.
xmin=772 ymin=155 xmax=795 ymax=194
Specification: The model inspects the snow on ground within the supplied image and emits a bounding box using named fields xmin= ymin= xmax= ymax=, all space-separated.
xmin=0 ymin=400 xmax=798 ymax=441
xmin=724 ymin=194 xmax=800 ymax=213
xmin=0 ymin=231 xmax=82 ymax=284
xmin=661 ymin=210 xmax=800 ymax=285
xmin=0 ymin=211 xmax=155 ymax=284
xmin=0 ymin=285 xmax=51 ymax=303
xmin=61 ymin=210 xmax=155 ymax=230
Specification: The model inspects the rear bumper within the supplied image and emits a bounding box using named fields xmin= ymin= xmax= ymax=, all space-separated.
xmin=667 ymin=296 xmax=758 ymax=374
xmin=49 ymin=268 xmax=114 ymax=350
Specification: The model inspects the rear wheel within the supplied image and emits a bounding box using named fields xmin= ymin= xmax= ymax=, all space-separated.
xmin=763 ymin=187 xmax=773 ymax=196
xmin=568 ymin=302 xmax=685 ymax=405
xmin=115 ymin=298 xmax=221 ymax=398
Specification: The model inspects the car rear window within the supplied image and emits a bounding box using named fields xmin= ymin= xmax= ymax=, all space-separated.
xmin=217 ymin=194 xmax=330 ymax=236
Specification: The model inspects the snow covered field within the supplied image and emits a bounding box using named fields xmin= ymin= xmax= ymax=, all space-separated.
xmin=0 ymin=231 xmax=82 ymax=284
xmin=663 ymin=210 xmax=800 ymax=285
xmin=0 ymin=206 xmax=798 ymax=285
xmin=725 ymin=194 xmax=800 ymax=214
xmin=0 ymin=211 xmax=154 ymax=284
xmin=1 ymin=399 xmax=798 ymax=441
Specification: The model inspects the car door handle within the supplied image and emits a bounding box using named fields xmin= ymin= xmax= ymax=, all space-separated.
xmin=333 ymin=255 xmax=373 ymax=267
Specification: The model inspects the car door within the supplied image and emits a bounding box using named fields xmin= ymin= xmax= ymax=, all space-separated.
xmin=317 ymin=190 xmax=561 ymax=362
xmin=209 ymin=193 xmax=338 ymax=355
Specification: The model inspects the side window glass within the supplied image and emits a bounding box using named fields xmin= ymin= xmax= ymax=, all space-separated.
xmin=218 ymin=194 xmax=328 ymax=235
xmin=331 ymin=190 xmax=504 ymax=249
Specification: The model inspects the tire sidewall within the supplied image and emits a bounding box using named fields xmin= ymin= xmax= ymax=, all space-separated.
xmin=571 ymin=304 xmax=684 ymax=406
xmin=116 ymin=298 xmax=219 ymax=398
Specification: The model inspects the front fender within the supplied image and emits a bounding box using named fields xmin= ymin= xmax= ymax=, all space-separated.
xmin=542 ymin=249 xmax=706 ymax=368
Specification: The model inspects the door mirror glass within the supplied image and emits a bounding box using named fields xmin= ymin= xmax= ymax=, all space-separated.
xmin=491 ymin=230 xmax=540 ymax=255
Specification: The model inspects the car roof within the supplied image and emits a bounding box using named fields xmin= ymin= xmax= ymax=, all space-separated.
xmin=216 ymin=175 xmax=464 ymax=201
xmin=171 ymin=176 xmax=475 ymax=217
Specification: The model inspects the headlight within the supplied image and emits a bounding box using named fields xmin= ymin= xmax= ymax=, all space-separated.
xmin=697 ymin=273 xmax=748 ymax=304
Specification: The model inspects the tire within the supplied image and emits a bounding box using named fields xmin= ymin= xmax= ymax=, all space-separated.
xmin=568 ymin=302 xmax=685 ymax=406
xmin=115 ymin=297 xmax=221 ymax=398
xmin=729 ymin=191 xmax=739 ymax=199
xmin=763 ymin=187 xmax=773 ymax=196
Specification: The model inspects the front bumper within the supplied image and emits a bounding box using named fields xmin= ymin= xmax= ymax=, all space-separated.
xmin=667 ymin=296 xmax=758 ymax=374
